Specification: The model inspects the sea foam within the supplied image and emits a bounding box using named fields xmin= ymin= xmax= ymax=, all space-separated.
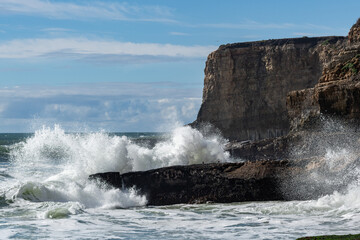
xmin=6 ymin=124 xmax=229 ymax=212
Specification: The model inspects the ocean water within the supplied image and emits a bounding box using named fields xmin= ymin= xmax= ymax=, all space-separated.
xmin=1 ymin=125 xmax=360 ymax=239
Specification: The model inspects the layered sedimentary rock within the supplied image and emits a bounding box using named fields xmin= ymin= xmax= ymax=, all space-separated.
xmin=230 ymin=20 xmax=360 ymax=161
xmin=349 ymin=18 xmax=360 ymax=44
xmin=193 ymin=36 xmax=346 ymax=141
xmin=229 ymin=19 xmax=360 ymax=162
xmin=287 ymin=20 xmax=360 ymax=131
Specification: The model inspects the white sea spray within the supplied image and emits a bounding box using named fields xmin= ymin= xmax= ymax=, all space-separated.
xmin=5 ymin=124 xmax=230 ymax=216
xmin=287 ymin=116 xmax=360 ymax=212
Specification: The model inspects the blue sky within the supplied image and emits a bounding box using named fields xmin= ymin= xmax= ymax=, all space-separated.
xmin=0 ymin=0 xmax=359 ymax=132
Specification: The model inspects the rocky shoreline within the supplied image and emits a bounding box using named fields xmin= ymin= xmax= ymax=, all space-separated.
xmin=90 ymin=19 xmax=360 ymax=206
xmin=90 ymin=154 xmax=358 ymax=205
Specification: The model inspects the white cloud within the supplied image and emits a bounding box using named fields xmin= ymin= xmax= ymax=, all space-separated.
xmin=170 ymin=32 xmax=189 ymax=36
xmin=161 ymin=106 xmax=178 ymax=120
xmin=157 ymin=99 xmax=170 ymax=104
xmin=0 ymin=38 xmax=216 ymax=60
xmin=41 ymin=28 xmax=74 ymax=32
xmin=44 ymin=104 xmax=93 ymax=119
xmin=0 ymin=82 xmax=202 ymax=98
xmin=0 ymin=96 xmax=202 ymax=133
xmin=0 ymin=82 xmax=203 ymax=132
xmin=181 ymin=102 xmax=196 ymax=118
xmin=0 ymin=0 xmax=175 ymax=22
xmin=0 ymin=103 xmax=7 ymax=114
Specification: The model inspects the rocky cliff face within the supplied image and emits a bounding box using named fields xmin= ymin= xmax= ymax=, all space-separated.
xmin=229 ymin=19 xmax=360 ymax=161
xmin=287 ymin=20 xmax=360 ymax=131
xmin=193 ymin=36 xmax=346 ymax=141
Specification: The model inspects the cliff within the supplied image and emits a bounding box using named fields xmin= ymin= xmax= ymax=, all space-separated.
xmin=192 ymin=36 xmax=346 ymax=141
xmin=228 ymin=19 xmax=360 ymax=161
xmin=288 ymin=20 xmax=360 ymax=131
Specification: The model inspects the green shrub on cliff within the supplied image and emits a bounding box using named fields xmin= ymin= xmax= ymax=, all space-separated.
xmin=342 ymin=62 xmax=358 ymax=74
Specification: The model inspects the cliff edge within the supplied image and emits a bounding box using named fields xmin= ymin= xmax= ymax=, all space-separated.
xmin=192 ymin=35 xmax=346 ymax=141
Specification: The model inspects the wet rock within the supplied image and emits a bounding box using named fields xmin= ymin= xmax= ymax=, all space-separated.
xmin=90 ymin=162 xmax=292 ymax=205
xmin=90 ymin=156 xmax=357 ymax=206
xmin=91 ymin=162 xmax=284 ymax=205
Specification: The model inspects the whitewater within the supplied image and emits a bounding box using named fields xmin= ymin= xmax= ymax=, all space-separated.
xmin=1 ymin=125 xmax=360 ymax=239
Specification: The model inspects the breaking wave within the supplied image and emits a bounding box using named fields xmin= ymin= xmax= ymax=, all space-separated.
xmin=3 ymin=124 xmax=230 ymax=216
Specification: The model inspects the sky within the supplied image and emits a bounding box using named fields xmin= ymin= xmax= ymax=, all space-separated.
xmin=0 ymin=0 xmax=359 ymax=133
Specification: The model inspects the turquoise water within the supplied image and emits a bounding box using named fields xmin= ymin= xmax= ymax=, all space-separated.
xmin=1 ymin=126 xmax=360 ymax=239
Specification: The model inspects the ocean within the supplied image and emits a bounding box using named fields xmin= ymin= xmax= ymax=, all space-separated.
xmin=1 ymin=125 xmax=360 ymax=239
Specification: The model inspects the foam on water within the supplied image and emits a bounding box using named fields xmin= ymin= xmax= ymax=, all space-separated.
xmin=2 ymin=122 xmax=360 ymax=238
xmin=2 ymin=124 xmax=230 ymax=217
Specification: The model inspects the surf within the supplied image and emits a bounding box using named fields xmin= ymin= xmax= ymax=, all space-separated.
xmin=2 ymin=124 xmax=230 ymax=218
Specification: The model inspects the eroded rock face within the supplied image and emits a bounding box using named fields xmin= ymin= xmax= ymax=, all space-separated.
xmin=288 ymin=76 xmax=360 ymax=132
xmin=287 ymin=20 xmax=360 ymax=131
xmin=193 ymin=36 xmax=346 ymax=141
xmin=349 ymin=18 xmax=360 ymax=44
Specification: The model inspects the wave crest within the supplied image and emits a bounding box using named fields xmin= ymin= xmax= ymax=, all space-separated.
xmin=6 ymin=124 xmax=229 ymax=210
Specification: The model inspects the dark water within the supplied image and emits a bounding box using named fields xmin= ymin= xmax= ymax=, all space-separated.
xmin=0 ymin=133 xmax=30 ymax=161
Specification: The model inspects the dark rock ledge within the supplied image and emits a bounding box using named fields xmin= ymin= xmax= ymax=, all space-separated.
xmin=89 ymin=157 xmax=354 ymax=206
xmin=90 ymin=162 xmax=287 ymax=206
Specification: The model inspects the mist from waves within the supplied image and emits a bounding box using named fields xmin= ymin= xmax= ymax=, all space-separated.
xmin=283 ymin=116 xmax=360 ymax=218
xmin=1 ymin=124 xmax=230 ymax=219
